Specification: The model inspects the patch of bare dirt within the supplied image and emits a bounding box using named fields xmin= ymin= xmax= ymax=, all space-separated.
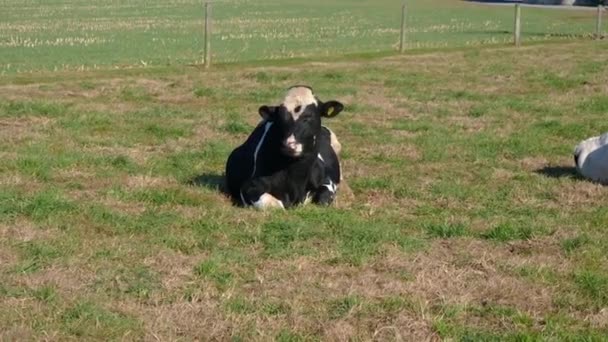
xmin=125 ymin=175 xmax=175 ymax=189
xmin=403 ymin=239 xmax=561 ymax=316
xmin=15 ymin=265 xmax=93 ymax=296
xmin=97 ymin=197 xmax=147 ymax=216
xmin=0 ymin=174 xmax=43 ymax=191
xmin=0 ymin=117 xmax=53 ymax=144
xmin=334 ymin=180 xmax=355 ymax=209
xmin=521 ymin=157 xmax=551 ymax=172
xmin=231 ymin=236 xmax=571 ymax=339
xmin=143 ymin=250 xmax=202 ymax=294
xmin=119 ymin=300 xmax=229 ymax=340
xmin=0 ymin=326 xmax=33 ymax=341
xmin=0 ymin=220 xmax=56 ymax=243
xmin=585 ymin=308 xmax=608 ymax=329
xmin=447 ymin=115 xmax=487 ymax=133
xmin=0 ymin=246 xmax=18 ymax=271
xmin=552 ymin=181 xmax=608 ymax=208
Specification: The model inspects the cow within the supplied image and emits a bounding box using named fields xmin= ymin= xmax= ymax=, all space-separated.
xmin=225 ymin=85 xmax=344 ymax=209
xmin=574 ymin=132 xmax=608 ymax=184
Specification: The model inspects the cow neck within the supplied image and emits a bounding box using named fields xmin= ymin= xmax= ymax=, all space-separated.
xmin=285 ymin=150 xmax=317 ymax=178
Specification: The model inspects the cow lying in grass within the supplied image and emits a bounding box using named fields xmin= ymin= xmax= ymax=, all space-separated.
xmin=225 ymin=86 xmax=344 ymax=209
xmin=574 ymin=132 xmax=608 ymax=184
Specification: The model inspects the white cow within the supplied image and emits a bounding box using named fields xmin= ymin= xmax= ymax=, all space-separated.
xmin=574 ymin=132 xmax=608 ymax=184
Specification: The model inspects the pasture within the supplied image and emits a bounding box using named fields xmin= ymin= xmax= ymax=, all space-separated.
xmin=1 ymin=0 xmax=606 ymax=73
xmin=1 ymin=39 xmax=608 ymax=340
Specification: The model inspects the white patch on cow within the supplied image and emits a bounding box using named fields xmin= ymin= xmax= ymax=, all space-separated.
xmin=325 ymin=126 xmax=341 ymax=155
xmin=252 ymin=121 xmax=273 ymax=177
xmin=317 ymin=153 xmax=325 ymax=163
xmin=284 ymin=134 xmax=303 ymax=157
xmin=574 ymin=132 xmax=608 ymax=183
xmin=322 ymin=179 xmax=337 ymax=193
xmin=283 ymin=86 xmax=317 ymax=120
xmin=253 ymin=193 xmax=285 ymax=210
xmin=304 ymin=191 xmax=313 ymax=205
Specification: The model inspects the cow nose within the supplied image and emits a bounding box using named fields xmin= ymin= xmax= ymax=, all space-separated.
xmin=285 ymin=135 xmax=297 ymax=148
xmin=283 ymin=134 xmax=303 ymax=156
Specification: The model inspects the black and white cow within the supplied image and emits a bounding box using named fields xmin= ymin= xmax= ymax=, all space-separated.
xmin=225 ymin=86 xmax=344 ymax=209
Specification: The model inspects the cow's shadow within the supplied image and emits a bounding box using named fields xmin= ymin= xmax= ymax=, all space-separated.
xmin=188 ymin=173 xmax=227 ymax=193
xmin=535 ymin=166 xmax=582 ymax=180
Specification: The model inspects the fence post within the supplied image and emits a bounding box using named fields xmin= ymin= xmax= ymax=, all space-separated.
xmin=204 ymin=2 xmax=212 ymax=69
xmin=399 ymin=3 xmax=406 ymax=53
xmin=597 ymin=5 xmax=604 ymax=40
xmin=514 ymin=4 xmax=521 ymax=47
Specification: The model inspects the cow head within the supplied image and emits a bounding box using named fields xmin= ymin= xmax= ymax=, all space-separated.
xmin=258 ymin=86 xmax=343 ymax=158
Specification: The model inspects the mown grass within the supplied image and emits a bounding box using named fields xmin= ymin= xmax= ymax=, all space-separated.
xmin=1 ymin=40 xmax=608 ymax=339
xmin=1 ymin=0 xmax=606 ymax=73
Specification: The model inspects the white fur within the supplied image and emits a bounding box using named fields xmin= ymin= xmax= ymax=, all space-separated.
xmin=283 ymin=86 xmax=317 ymax=120
xmin=252 ymin=121 xmax=273 ymax=177
xmin=574 ymin=132 xmax=608 ymax=183
xmin=326 ymin=127 xmax=341 ymax=155
xmin=285 ymin=134 xmax=303 ymax=157
xmin=322 ymin=179 xmax=338 ymax=193
xmin=253 ymin=193 xmax=285 ymax=210
xmin=304 ymin=191 xmax=313 ymax=205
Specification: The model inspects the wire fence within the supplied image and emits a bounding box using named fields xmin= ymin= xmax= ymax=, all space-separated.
xmin=0 ymin=0 xmax=605 ymax=74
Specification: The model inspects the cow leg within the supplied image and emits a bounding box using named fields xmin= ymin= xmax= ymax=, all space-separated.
xmin=311 ymin=177 xmax=338 ymax=206
xmin=240 ymin=177 xmax=285 ymax=210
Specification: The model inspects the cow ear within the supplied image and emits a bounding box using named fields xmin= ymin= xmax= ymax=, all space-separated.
xmin=321 ymin=101 xmax=344 ymax=118
xmin=259 ymin=106 xmax=277 ymax=120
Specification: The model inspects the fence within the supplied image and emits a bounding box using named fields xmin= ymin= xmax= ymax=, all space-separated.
xmin=201 ymin=1 xmax=606 ymax=68
xmin=203 ymin=1 xmax=607 ymax=67
xmin=0 ymin=0 xmax=606 ymax=74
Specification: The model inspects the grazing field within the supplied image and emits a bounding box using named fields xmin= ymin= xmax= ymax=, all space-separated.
xmin=1 ymin=40 xmax=608 ymax=340
xmin=1 ymin=0 xmax=605 ymax=74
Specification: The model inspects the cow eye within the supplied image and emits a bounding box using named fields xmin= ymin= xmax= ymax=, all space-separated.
xmin=294 ymin=105 xmax=302 ymax=113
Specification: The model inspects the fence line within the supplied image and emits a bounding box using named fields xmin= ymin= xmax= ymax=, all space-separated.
xmin=1 ymin=1 xmax=606 ymax=74
xmin=597 ymin=5 xmax=604 ymax=39
xmin=201 ymin=3 xmax=605 ymax=68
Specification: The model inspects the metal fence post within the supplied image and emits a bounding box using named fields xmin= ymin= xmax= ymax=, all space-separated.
xmin=514 ymin=4 xmax=521 ymax=47
xmin=204 ymin=2 xmax=212 ymax=69
xmin=399 ymin=3 xmax=406 ymax=53
xmin=597 ymin=5 xmax=604 ymax=40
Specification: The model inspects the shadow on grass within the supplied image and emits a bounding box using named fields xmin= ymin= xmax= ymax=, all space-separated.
xmin=189 ymin=173 xmax=227 ymax=193
xmin=535 ymin=166 xmax=582 ymax=180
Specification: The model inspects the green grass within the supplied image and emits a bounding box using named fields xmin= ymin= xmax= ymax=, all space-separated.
xmin=1 ymin=0 xmax=606 ymax=73
xmin=327 ymin=296 xmax=361 ymax=319
xmin=60 ymin=301 xmax=141 ymax=339
xmin=482 ymin=223 xmax=534 ymax=242
xmin=424 ymin=222 xmax=470 ymax=238
xmin=1 ymin=40 xmax=608 ymax=339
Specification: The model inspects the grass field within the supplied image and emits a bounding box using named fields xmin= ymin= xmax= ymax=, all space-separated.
xmin=1 ymin=39 xmax=608 ymax=340
xmin=1 ymin=0 xmax=606 ymax=74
